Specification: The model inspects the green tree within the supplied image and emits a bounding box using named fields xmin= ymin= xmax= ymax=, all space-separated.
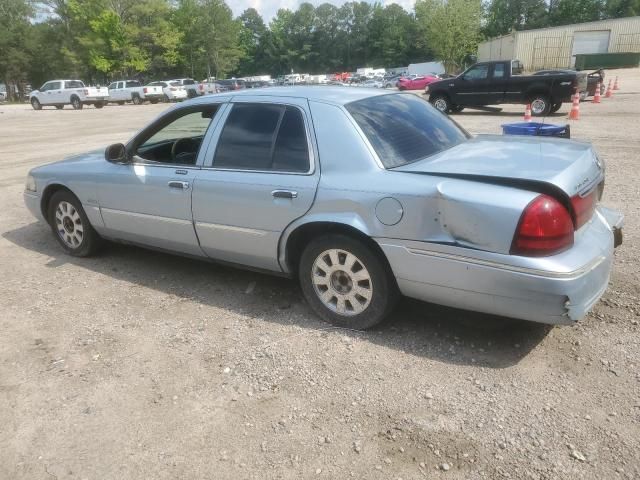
xmin=0 ymin=0 xmax=34 ymax=99
xmin=549 ymin=0 xmax=604 ymax=25
xmin=483 ymin=0 xmax=548 ymax=37
xmin=604 ymin=0 xmax=640 ymax=16
xmin=416 ymin=0 xmax=482 ymax=72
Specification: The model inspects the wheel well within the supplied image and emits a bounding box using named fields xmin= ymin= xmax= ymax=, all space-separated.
xmin=40 ymin=184 xmax=75 ymax=221
xmin=285 ymin=222 xmax=394 ymax=279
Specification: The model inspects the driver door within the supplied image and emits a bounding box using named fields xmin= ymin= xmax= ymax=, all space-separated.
xmin=96 ymin=103 xmax=225 ymax=256
xmin=452 ymin=64 xmax=491 ymax=105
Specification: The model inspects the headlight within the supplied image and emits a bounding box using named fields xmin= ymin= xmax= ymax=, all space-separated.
xmin=25 ymin=175 xmax=36 ymax=192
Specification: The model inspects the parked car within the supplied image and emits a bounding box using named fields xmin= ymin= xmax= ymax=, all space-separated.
xmin=107 ymin=80 xmax=147 ymax=105
xmin=29 ymin=80 xmax=109 ymax=110
xmin=360 ymin=79 xmax=384 ymax=88
xmin=427 ymin=60 xmax=588 ymax=115
xmin=383 ymin=74 xmax=402 ymax=88
xmin=534 ymin=68 xmax=605 ymax=99
xmin=147 ymin=81 xmax=187 ymax=102
xmin=169 ymin=78 xmax=199 ymax=98
xmin=198 ymin=77 xmax=220 ymax=96
xmin=23 ymin=88 xmax=622 ymax=330
xmin=397 ymin=75 xmax=440 ymax=90
xmin=245 ymin=80 xmax=270 ymax=89
xmin=0 ymin=90 xmax=6 ymax=102
xmin=141 ymin=83 xmax=164 ymax=104
xmin=216 ymin=79 xmax=246 ymax=92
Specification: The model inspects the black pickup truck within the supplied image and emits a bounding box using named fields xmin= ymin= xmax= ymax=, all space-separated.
xmin=426 ymin=60 xmax=587 ymax=116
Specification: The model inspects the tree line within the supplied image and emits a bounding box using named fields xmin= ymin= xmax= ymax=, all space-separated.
xmin=1 ymin=0 xmax=638 ymax=98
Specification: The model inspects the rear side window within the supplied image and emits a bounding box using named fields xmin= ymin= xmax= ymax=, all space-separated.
xmin=183 ymin=79 xmax=195 ymax=85
xmin=493 ymin=63 xmax=505 ymax=78
xmin=346 ymin=94 xmax=469 ymax=168
xmin=127 ymin=81 xmax=141 ymax=87
xmin=213 ymin=103 xmax=309 ymax=172
xmin=65 ymin=80 xmax=83 ymax=89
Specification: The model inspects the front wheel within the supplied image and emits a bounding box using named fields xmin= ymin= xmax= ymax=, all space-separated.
xmin=48 ymin=191 xmax=102 ymax=257
xmin=530 ymin=95 xmax=551 ymax=116
xmin=550 ymin=102 xmax=562 ymax=114
xmin=430 ymin=94 xmax=451 ymax=113
xmin=71 ymin=96 xmax=83 ymax=110
xmin=31 ymin=98 xmax=42 ymax=110
xmin=299 ymin=234 xmax=398 ymax=330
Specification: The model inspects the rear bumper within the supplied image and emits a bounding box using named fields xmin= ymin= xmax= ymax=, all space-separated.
xmin=377 ymin=206 xmax=622 ymax=325
xmin=84 ymin=96 xmax=108 ymax=102
xmin=143 ymin=93 xmax=163 ymax=100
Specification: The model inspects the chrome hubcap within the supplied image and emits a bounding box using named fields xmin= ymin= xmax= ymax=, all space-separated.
xmin=434 ymin=98 xmax=448 ymax=111
xmin=531 ymin=99 xmax=546 ymax=114
xmin=311 ymin=249 xmax=373 ymax=316
xmin=55 ymin=201 xmax=83 ymax=248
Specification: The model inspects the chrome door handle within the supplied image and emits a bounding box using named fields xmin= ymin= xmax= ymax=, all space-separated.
xmin=272 ymin=190 xmax=298 ymax=199
xmin=168 ymin=181 xmax=189 ymax=189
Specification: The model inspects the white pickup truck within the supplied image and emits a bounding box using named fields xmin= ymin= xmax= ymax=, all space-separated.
xmin=107 ymin=80 xmax=164 ymax=104
xmin=30 ymin=80 xmax=109 ymax=110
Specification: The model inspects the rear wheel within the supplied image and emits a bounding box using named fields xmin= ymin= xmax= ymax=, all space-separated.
xmin=31 ymin=98 xmax=42 ymax=110
xmin=299 ymin=234 xmax=398 ymax=330
xmin=94 ymin=102 xmax=104 ymax=109
xmin=55 ymin=105 xmax=63 ymax=110
xmin=550 ymin=102 xmax=562 ymax=114
xmin=118 ymin=101 xmax=125 ymax=106
xmin=149 ymin=99 xmax=158 ymax=104
xmin=132 ymin=95 xmax=142 ymax=105
xmin=430 ymin=94 xmax=451 ymax=113
xmin=530 ymin=95 xmax=551 ymax=116
xmin=71 ymin=96 xmax=83 ymax=110
xmin=48 ymin=191 xmax=102 ymax=257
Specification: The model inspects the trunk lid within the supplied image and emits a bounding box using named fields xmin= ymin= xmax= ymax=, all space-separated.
xmin=393 ymin=134 xmax=604 ymax=198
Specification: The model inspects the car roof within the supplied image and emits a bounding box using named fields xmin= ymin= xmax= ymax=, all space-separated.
xmin=189 ymin=86 xmax=393 ymax=106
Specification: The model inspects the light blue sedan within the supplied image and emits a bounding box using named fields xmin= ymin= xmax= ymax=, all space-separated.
xmin=24 ymin=87 xmax=623 ymax=329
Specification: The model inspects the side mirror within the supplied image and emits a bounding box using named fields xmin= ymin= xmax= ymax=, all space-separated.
xmin=105 ymin=143 xmax=128 ymax=163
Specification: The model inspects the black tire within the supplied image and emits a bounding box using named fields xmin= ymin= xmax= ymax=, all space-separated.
xmin=31 ymin=98 xmax=42 ymax=110
xmin=298 ymin=234 xmax=399 ymax=330
xmin=47 ymin=191 xmax=102 ymax=257
xmin=71 ymin=96 xmax=83 ymax=110
xmin=150 ymin=99 xmax=158 ymax=104
xmin=450 ymin=105 xmax=464 ymax=113
xmin=94 ymin=102 xmax=104 ymax=109
xmin=529 ymin=95 xmax=551 ymax=116
xmin=55 ymin=105 xmax=64 ymax=110
xmin=430 ymin=94 xmax=451 ymax=113
xmin=132 ymin=95 xmax=142 ymax=105
xmin=550 ymin=102 xmax=562 ymax=114
xmin=118 ymin=101 xmax=125 ymax=105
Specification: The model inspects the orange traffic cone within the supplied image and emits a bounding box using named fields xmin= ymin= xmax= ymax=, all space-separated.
xmin=593 ymin=82 xmax=601 ymax=103
xmin=523 ymin=103 xmax=532 ymax=122
xmin=568 ymin=91 xmax=580 ymax=120
xmin=613 ymin=76 xmax=619 ymax=90
xmin=605 ymin=79 xmax=613 ymax=98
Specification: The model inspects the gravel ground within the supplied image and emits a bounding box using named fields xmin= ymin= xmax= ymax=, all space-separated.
xmin=1 ymin=71 xmax=638 ymax=480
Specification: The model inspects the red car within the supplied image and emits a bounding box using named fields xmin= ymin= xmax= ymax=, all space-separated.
xmin=397 ymin=75 xmax=440 ymax=90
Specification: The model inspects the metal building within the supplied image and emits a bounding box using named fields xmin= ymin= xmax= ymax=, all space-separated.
xmin=478 ymin=16 xmax=640 ymax=70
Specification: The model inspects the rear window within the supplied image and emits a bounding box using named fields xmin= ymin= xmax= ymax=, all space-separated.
xmin=65 ymin=80 xmax=84 ymax=89
xmin=345 ymin=94 xmax=469 ymax=168
xmin=127 ymin=81 xmax=141 ymax=87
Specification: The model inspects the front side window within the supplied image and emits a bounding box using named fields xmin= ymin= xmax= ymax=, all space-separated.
xmin=40 ymin=82 xmax=53 ymax=91
xmin=49 ymin=81 xmax=62 ymax=90
xmin=464 ymin=65 xmax=489 ymax=80
xmin=108 ymin=82 xmax=117 ymax=90
xmin=213 ymin=103 xmax=309 ymax=172
xmin=135 ymin=106 xmax=219 ymax=165
xmin=346 ymin=94 xmax=469 ymax=168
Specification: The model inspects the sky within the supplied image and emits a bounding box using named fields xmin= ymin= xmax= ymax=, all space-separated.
xmin=229 ymin=0 xmax=416 ymax=22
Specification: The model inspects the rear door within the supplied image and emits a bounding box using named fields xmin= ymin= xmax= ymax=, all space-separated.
xmin=452 ymin=64 xmax=491 ymax=105
xmin=192 ymin=96 xmax=320 ymax=271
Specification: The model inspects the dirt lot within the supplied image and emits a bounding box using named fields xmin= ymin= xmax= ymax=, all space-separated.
xmin=1 ymin=72 xmax=639 ymax=480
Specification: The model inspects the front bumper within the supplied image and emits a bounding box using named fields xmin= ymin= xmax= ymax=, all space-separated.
xmin=24 ymin=191 xmax=44 ymax=222
xmin=377 ymin=206 xmax=623 ymax=325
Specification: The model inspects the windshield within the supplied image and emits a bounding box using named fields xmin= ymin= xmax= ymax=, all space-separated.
xmin=345 ymin=93 xmax=470 ymax=168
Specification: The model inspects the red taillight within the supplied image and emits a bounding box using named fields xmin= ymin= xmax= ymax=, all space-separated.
xmin=143 ymin=87 xmax=148 ymax=94
xmin=511 ymin=195 xmax=574 ymax=256
xmin=570 ymin=189 xmax=597 ymax=230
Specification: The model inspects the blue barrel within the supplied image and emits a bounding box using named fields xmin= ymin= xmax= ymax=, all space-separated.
xmin=501 ymin=122 xmax=570 ymax=138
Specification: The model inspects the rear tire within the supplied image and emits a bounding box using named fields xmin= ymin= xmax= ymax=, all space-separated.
xmin=47 ymin=191 xmax=102 ymax=257
xmin=94 ymin=102 xmax=104 ymax=109
xmin=55 ymin=105 xmax=63 ymax=110
xmin=430 ymin=94 xmax=451 ymax=113
xmin=132 ymin=95 xmax=142 ymax=105
xmin=550 ymin=102 xmax=562 ymax=114
xmin=150 ymin=99 xmax=158 ymax=104
xmin=118 ymin=101 xmax=125 ymax=106
xmin=530 ymin=95 xmax=551 ymax=116
xmin=299 ymin=234 xmax=398 ymax=330
xmin=71 ymin=96 xmax=83 ymax=110
xmin=31 ymin=98 xmax=42 ymax=110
